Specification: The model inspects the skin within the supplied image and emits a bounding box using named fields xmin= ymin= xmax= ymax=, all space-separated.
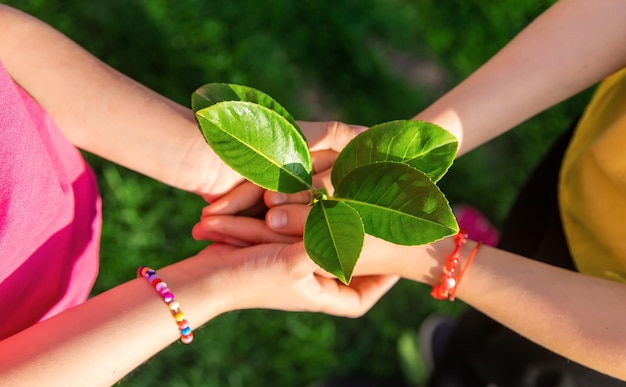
xmin=0 ymin=241 xmax=397 ymax=386
xmin=0 ymin=5 xmax=364 ymax=199
xmin=195 ymin=0 xmax=626 ymax=381
xmin=0 ymin=5 xmax=393 ymax=385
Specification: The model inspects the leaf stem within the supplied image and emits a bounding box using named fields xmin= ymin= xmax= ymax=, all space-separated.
xmin=309 ymin=187 xmax=328 ymax=205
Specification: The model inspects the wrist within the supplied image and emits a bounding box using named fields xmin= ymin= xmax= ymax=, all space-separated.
xmin=382 ymin=235 xmax=478 ymax=286
xmin=422 ymin=234 xmax=483 ymax=300
xmin=174 ymin=130 xmax=244 ymax=196
xmin=158 ymin=256 xmax=233 ymax=330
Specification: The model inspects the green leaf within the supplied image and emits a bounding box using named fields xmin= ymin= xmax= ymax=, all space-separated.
xmin=331 ymin=120 xmax=458 ymax=186
xmin=304 ymin=200 xmax=364 ymax=284
xmin=335 ymin=162 xmax=458 ymax=245
xmin=196 ymin=101 xmax=312 ymax=193
xmin=192 ymin=83 xmax=303 ymax=140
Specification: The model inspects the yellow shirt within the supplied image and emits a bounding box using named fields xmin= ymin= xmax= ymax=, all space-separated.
xmin=559 ymin=67 xmax=626 ymax=283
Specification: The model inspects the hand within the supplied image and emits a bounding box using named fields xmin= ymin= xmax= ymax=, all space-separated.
xmin=198 ymin=241 xmax=399 ymax=317
xmin=195 ymin=187 xmax=422 ymax=279
xmin=297 ymin=120 xmax=367 ymax=152
xmin=193 ymin=120 xmax=365 ymax=202
xmin=192 ymin=149 xmax=339 ymax=243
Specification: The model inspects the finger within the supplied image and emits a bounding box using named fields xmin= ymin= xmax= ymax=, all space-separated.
xmin=264 ymin=190 xmax=311 ymax=208
xmin=191 ymin=221 xmax=252 ymax=246
xmin=310 ymin=150 xmax=338 ymax=173
xmin=202 ymin=181 xmax=266 ymax=217
xmin=265 ymin=204 xmax=311 ymax=235
xmin=314 ymin=274 xmax=400 ymax=318
xmin=191 ymin=228 xmax=252 ymax=247
xmin=194 ymin=215 xmax=302 ymax=245
xmin=298 ymin=120 xmax=368 ymax=151
xmin=311 ymin=167 xmax=334 ymax=196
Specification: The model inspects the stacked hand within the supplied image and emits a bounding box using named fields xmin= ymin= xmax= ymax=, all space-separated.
xmin=192 ymin=142 xmax=404 ymax=317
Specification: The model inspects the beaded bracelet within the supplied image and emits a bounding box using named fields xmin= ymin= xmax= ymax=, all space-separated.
xmin=137 ymin=266 xmax=194 ymax=344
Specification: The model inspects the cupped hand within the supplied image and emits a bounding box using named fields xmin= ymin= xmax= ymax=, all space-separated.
xmin=196 ymin=198 xmax=421 ymax=279
xmin=192 ymin=149 xmax=338 ymax=243
xmin=197 ymin=241 xmax=398 ymax=317
xmin=193 ymin=120 xmax=364 ymax=204
xmin=297 ymin=120 xmax=367 ymax=152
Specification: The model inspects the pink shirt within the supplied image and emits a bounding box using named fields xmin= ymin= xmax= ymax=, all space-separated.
xmin=0 ymin=61 xmax=101 ymax=340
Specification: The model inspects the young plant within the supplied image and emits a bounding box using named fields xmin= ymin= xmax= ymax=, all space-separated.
xmin=192 ymin=83 xmax=459 ymax=284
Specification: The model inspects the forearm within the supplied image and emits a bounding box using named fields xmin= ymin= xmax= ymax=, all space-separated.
xmin=0 ymin=257 xmax=227 ymax=386
xmin=455 ymin=244 xmax=626 ymax=380
xmin=378 ymin=238 xmax=626 ymax=380
xmin=0 ymin=5 xmax=229 ymax=193
xmin=415 ymin=0 xmax=626 ymax=155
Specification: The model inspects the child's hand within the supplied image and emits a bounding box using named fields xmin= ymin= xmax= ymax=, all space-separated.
xmin=197 ymin=241 xmax=398 ymax=317
xmin=192 ymin=149 xmax=338 ymax=244
xmin=195 ymin=121 xmax=365 ymax=201
xmin=196 ymin=195 xmax=419 ymax=280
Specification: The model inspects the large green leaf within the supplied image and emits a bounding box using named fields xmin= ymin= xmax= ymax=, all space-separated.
xmin=303 ymin=199 xmax=364 ymax=284
xmin=196 ymin=101 xmax=312 ymax=193
xmin=331 ymin=120 xmax=457 ymax=187
xmin=335 ymin=162 xmax=458 ymax=245
xmin=192 ymin=83 xmax=303 ymax=140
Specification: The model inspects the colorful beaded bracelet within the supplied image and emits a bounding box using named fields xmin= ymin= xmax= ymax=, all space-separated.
xmin=430 ymin=230 xmax=482 ymax=301
xmin=137 ymin=266 xmax=194 ymax=344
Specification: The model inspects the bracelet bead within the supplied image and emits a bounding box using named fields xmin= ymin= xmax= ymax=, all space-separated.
xmin=181 ymin=334 xmax=194 ymax=344
xmin=137 ymin=266 xmax=194 ymax=344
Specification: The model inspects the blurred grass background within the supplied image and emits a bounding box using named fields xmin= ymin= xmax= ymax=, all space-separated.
xmin=3 ymin=0 xmax=594 ymax=385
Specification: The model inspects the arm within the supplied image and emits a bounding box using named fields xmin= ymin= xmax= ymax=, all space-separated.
xmin=0 ymin=5 xmax=225 ymax=194
xmin=0 ymin=242 xmax=397 ymax=386
xmin=190 ymin=0 xmax=626 ymax=380
xmin=0 ymin=5 xmax=362 ymax=198
xmin=197 ymin=203 xmax=626 ymax=381
xmin=373 ymin=238 xmax=626 ymax=381
xmin=415 ymin=0 xmax=626 ymax=155
xmin=191 ymin=0 xmax=626 ymax=211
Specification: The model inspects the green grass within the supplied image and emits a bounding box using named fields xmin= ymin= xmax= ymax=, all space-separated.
xmin=3 ymin=0 xmax=592 ymax=385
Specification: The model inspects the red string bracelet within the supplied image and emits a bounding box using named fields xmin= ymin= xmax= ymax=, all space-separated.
xmin=430 ymin=230 xmax=483 ymax=301
xmin=430 ymin=229 xmax=467 ymax=300
xmin=138 ymin=266 xmax=194 ymax=344
xmin=449 ymin=240 xmax=482 ymax=301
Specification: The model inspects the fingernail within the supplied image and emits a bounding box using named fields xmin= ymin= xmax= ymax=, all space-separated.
xmin=268 ymin=210 xmax=287 ymax=229
xmin=201 ymin=217 xmax=221 ymax=229
xmin=203 ymin=202 xmax=225 ymax=215
xmin=268 ymin=193 xmax=287 ymax=206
